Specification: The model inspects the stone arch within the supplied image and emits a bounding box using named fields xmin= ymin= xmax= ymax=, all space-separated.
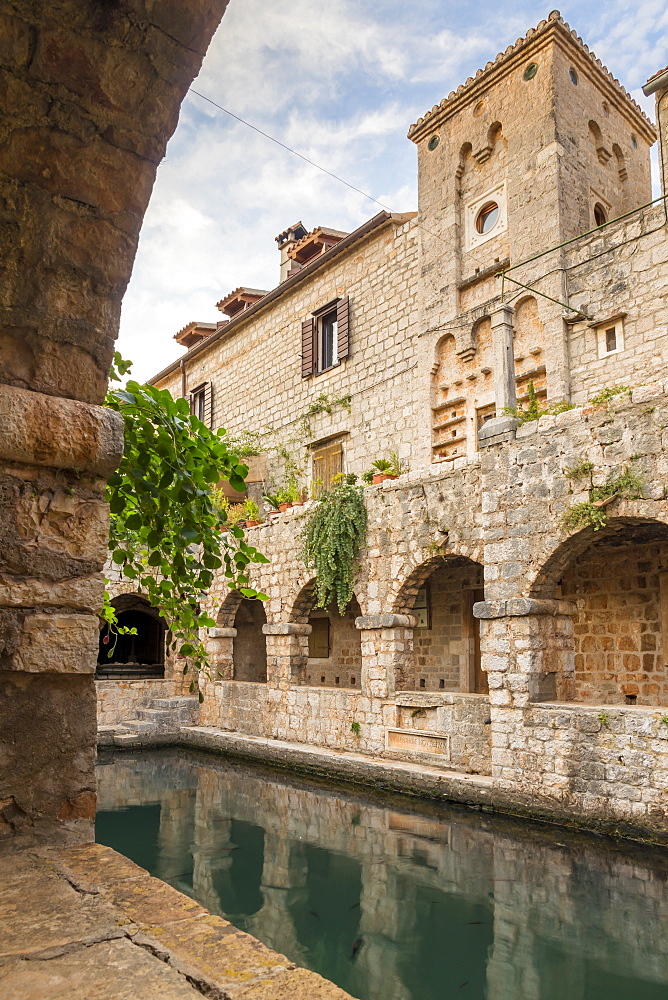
xmin=588 ymin=119 xmax=603 ymax=146
xmin=530 ymin=518 xmax=668 ymax=706
xmin=287 ymin=579 xmax=362 ymax=688
xmin=431 ymin=335 xmax=469 ymax=462
xmin=391 ymin=553 xmax=486 ymax=693
xmin=218 ymin=590 xmax=244 ymax=627
xmin=97 ymin=593 xmax=166 ymax=678
xmin=455 ymin=141 xmax=473 ymax=183
xmin=487 ymin=120 xmax=503 ymax=147
xmin=612 ymin=142 xmax=628 ymax=183
xmin=513 ymin=295 xmax=546 ymax=403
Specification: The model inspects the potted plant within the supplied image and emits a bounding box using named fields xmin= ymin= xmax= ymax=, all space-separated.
xmin=244 ymin=498 xmax=263 ymax=526
xmin=227 ymin=503 xmax=247 ymax=529
xmin=275 ymin=487 xmax=293 ymax=512
xmin=370 ymin=458 xmax=396 ymax=485
xmin=210 ymin=487 xmax=230 ymax=530
xmin=263 ymin=493 xmax=281 ymax=521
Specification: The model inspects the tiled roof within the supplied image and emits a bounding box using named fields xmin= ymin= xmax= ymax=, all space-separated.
xmin=286 ymin=227 xmax=348 ymax=260
xmin=645 ymin=65 xmax=668 ymax=85
xmin=409 ymin=10 xmax=654 ymax=139
xmin=215 ymin=287 xmax=268 ymax=311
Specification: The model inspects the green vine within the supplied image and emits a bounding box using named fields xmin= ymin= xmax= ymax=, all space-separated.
xmin=301 ymin=473 xmax=367 ymax=613
xmin=589 ymin=385 xmax=631 ymax=408
xmin=104 ymin=354 xmax=269 ymax=694
xmin=561 ymin=460 xmax=645 ymax=533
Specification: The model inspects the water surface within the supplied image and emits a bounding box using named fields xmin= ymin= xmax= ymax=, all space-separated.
xmin=96 ymin=749 xmax=668 ymax=1000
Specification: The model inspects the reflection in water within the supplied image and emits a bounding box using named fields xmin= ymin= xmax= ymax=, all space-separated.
xmin=95 ymin=750 xmax=668 ymax=1000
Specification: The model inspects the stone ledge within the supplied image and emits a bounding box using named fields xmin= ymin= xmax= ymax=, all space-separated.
xmin=262 ymin=623 xmax=311 ymax=635
xmin=473 ymin=597 xmax=578 ymax=619
xmin=0 ymin=384 xmax=123 ymax=475
xmin=355 ymin=614 xmax=417 ymax=629
xmin=0 ymin=842 xmax=355 ymax=999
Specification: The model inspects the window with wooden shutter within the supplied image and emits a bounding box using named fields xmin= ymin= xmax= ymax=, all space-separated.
xmin=189 ymin=382 xmax=213 ymax=428
xmin=312 ymin=437 xmax=344 ymax=495
xmin=308 ymin=617 xmax=330 ymax=658
xmin=336 ymin=296 xmax=350 ymax=360
xmin=301 ymin=318 xmax=315 ymax=378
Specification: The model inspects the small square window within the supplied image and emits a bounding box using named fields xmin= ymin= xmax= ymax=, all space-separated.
xmin=413 ymin=586 xmax=430 ymax=629
xmin=595 ymin=318 xmax=625 ymax=359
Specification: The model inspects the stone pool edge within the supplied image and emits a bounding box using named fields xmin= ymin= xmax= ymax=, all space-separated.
xmin=0 ymin=839 xmax=356 ymax=1000
xmin=98 ymin=724 xmax=668 ymax=847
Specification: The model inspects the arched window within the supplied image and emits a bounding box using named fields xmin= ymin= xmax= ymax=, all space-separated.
xmin=97 ymin=595 xmax=166 ymax=679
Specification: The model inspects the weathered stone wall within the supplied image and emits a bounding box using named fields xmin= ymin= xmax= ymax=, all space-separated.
xmin=561 ymin=537 xmax=668 ymax=705
xmin=0 ymin=0 xmax=229 ymax=840
xmin=97 ymin=677 xmax=187 ymax=727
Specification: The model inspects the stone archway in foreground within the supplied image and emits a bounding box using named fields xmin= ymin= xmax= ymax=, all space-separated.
xmin=0 ymin=0 xmax=231 ymax=841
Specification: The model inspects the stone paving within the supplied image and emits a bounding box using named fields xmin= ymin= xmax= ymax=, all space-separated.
xmin=0 ymin=841 xmax=355 ymax=1000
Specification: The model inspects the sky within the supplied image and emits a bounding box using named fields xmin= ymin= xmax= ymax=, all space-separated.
xmin=118 ymin=0 xmax=668 ymax=382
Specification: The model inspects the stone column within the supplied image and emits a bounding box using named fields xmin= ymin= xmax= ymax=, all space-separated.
xmin=0 ymin=1 xmax=231 ymax=843
xmin=478 ymin=303 xmax=519 ymax=448
xmin=262 ymin=623 xmax=311 ymax=690
xmin=205 ymin=627 xmax=236 ymax=681
xmin=473 ymin=597 xmax=576 ymax=792
xmin=355 ymin=615 xmax=417 ymax=699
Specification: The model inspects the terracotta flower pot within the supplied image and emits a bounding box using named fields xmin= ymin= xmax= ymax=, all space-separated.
xmin=372 ymin=473 xmax=398 ymax=485
xmin=246 ymin=519 xmax=263 ymax=527
xmin=278 ymin=502 xmax=292 ymax=512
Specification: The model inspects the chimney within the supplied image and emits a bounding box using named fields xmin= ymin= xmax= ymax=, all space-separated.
xmin=643 ymin=67 xmax=668 ymax=201
xmin=275 ymin=221 xmax=308 ymax=282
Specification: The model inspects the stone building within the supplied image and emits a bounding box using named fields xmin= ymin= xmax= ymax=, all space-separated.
xmin=100 ymin=13 xmax=668 ymax=839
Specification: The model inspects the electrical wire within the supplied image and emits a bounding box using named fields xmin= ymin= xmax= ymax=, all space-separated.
xmin=188 ymin=87 xmax=667 ymax=327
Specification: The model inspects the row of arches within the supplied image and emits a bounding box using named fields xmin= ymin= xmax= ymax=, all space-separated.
xmin=97 ymin=518 xmax=668 ymax=706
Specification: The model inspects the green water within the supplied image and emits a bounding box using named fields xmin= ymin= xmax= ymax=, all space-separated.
xmin=95 ymin=750 xmax=668 ymax=1000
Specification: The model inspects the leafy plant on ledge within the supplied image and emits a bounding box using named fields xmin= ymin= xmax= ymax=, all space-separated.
xmin=301 ymin=473 xmax=367 ymax=613
xmin=503 ymin=380 xmax=575 ymax=425
xmin=561 ymin=459 xmax=645 ymax=533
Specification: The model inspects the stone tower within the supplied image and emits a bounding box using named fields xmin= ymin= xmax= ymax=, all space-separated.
xmin=408 ymin=10 xmax=656 ymax=464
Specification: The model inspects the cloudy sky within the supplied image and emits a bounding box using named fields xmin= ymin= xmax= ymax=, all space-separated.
xmin=118 ymin=0 xmax=668 ymax=381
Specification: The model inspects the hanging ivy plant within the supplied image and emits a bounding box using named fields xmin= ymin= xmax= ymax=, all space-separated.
xmin=301 ymin=473 xmax=367 ymax=613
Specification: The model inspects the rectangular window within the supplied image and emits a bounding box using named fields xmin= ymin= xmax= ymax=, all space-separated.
xmin=595 ymin=316 xmax=625 ymax=359
xmin=308 ymin=617 xmax=330 ymax=658
xmin=301 ymin=297 xmax=350 ymax=377
xmin=317 ymin=308 xmax=338 ymax=373
xmin=413 ymin=586 xmax=430 ymax=629
xmin=189 ymin=382 xmax=213 ymax=426
xmin=312 ymin=437 xmax=344 ymax=495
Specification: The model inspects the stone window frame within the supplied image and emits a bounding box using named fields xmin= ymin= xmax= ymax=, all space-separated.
xmin=592 ymin=313 xmax=626 ymax=359
xmin=465 ymin=183 xmax=507 ymax=252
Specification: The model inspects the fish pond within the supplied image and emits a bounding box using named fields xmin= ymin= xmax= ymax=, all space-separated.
xmin=96 ymin=749 xmax=668 ymax=1000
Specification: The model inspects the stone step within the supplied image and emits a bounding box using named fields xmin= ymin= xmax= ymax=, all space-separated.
xmin=123 ymin=720 xmax=156 ymax=734
xmin=153 ymin=697 xmax=199 ymax=710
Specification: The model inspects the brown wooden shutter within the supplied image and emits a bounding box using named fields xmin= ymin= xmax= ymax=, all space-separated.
xmin=308 ymin=617 xmax=330 ymax=658
xmin=204 ymin=381 xmax=213 ymax=428
xmin=336 ymin=296 xmax=350 ymax=360
xmin=301 ymin=317 xmax=315 ymax=377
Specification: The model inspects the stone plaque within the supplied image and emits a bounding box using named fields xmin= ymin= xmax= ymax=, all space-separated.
xmin=386 ymin=728 xmax=450 ymax=758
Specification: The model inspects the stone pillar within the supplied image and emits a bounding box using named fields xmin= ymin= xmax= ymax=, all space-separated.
xmin=478 ymin=303 xmax=519 ymax=448
xmin=473 ymin=598 xmax=576 ymax=791
xmin=262 ymin=623 xmax=311 ymax=690
xmin=0 ymin=1 xmax=231 ymax=843
xmin=473 ymin=598 xmax=576 ymax=708
xmin=205 ymin=627 xmax=236 ymax=681
xmin=355 ymin=615 xmax=416 ymax=699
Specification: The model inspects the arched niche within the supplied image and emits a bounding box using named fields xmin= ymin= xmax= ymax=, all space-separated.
xmin=233 ymin=598 xmax=268 ymax=683
xmin=533 ymin=518 xmax=668 ymax=706
xmin=513 ymin=295 xmax=546 ymax=406
xmin=392 ymin=555 xmax=486 ymax=693
xmin=289 ymin=581 xmax=362 ymax=688
xmin=97 ymin=594 xmax=166 ymax=679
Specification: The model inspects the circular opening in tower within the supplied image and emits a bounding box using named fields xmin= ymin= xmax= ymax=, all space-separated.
xmin=428 ymin=135 xmax=440 ymax=151
xmin=475 ymin=201 xmax=500 ymax=235
xmin=569 ymin=67 xmax=578 ymax=85
xmin=523 ymin=62 xmax=538 ymax=80
xmin=593 ymin=203 xmax=607 ymax=228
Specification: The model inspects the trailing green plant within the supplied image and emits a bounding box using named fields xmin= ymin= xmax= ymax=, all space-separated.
xmin=561 ymin=463 xmax=645 ymax=533
xmin=660 ymin=716 xmax=668 ymax=727
xmin=371 ymin=458 xmax=393 ymax=474
xmin=598 ymin=712 xmax=609 ymax=728
xmin=350 ymin=721 xmax=361 ymax=737
xmin=104 ymin=353 xmax=268 ymax=695
xmin=589 ymin=385 xmax=632 ymax=408
xmin=301 ymin=473 xmax=367 ymax=613
xmin=503 ymin=380 xmax=575 ymax=425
